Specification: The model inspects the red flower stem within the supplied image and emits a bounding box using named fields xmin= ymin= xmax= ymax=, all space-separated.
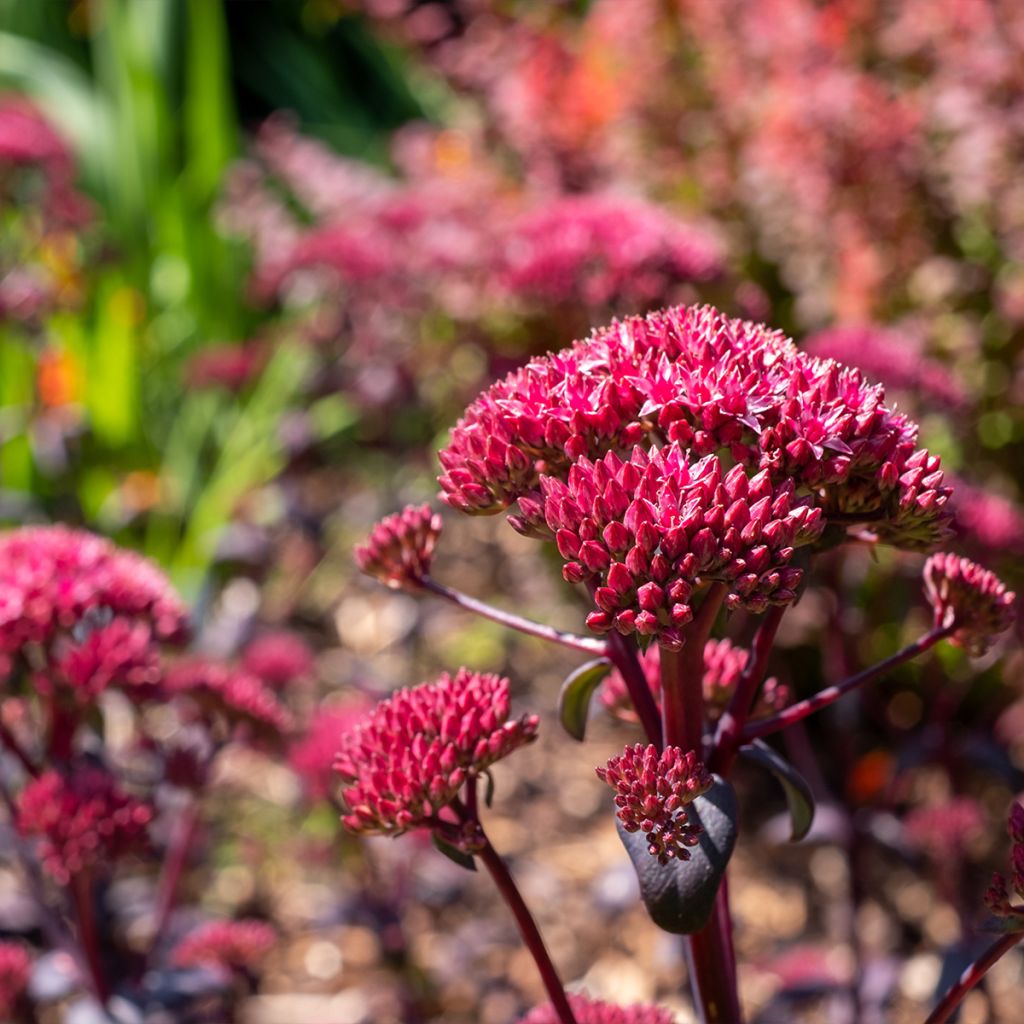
xmin=605 ymin=631 xmax=663 ymax=749
xmin=710 ymin=606 xmax=786 ymax=775
xmin=660 ymin=584 xmax=740 ymax=1024
xmin=742 ymin=626 xmax=953 ymax=742
xmin=70 ymin=870 xmax=110 ymax=1006
xmin=923 ymin=932 xmax=1022 ymax=1024
xmin=421 ymin=576 xmax=607 ymax=655
xmin=454 ymin=790 xmax=576 ymax=1024
xmin=0 ymin=721 xmax=39 ymax=778
xmin=148 ymin=798 xmax=201 ymax=957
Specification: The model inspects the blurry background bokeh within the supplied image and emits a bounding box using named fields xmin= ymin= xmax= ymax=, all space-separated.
xmin=0 ymin=1 xmax=1022 ymax=1021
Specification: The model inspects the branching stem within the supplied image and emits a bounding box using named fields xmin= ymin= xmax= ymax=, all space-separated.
xmin=923 ymin=933 xmax=1022 ymax=1024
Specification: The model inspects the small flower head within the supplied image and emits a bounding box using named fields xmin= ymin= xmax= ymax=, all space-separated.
xmin=171 ymin=919 xmax=276 ymax=973
xmin=354 ymin=504 xmax=442 ymax=589
xmin=984 ymin=802 xmax=1024 ymax=921
xmin=165 ymin=658 xmax=293 ymax=739
xmin=242 ymin=630 xmax=315 ymax=688
xmin=0 ymin=943 xmax=30 ymax=1021
xmin=923 ymin=553 xmax=1016 ymax=656
xmin=904 ymin=798 xmax=986 ymax=861
xmin=335 ymin=668 xmax=539 ymax=838
xmin=546 ymin=445 xmax=823 ymax=648
xmin=596 ymin=743 xmax=712 ymax=865
xmin=290 ymin=702 xmax=369 ymax=802
xmin=16 ymin=768 xmax=152 ymax=884
xmin=519 ymin=994 xmax=675 ymax=1024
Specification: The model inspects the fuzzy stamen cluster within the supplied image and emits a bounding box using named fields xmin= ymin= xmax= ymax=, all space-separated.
xmin=923 ymin=553 xmax=1016 ymax=656
xmin=597 ymin=743 xmax=712 ymax=865
xmin=354 ymin=503 xmax=443 ymax=589
xmin=335 ymin=668 xmax=539 ymax=838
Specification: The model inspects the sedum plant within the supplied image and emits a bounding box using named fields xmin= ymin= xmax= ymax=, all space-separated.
xmin=349 ymin=303 xmax=1020 ymax=1023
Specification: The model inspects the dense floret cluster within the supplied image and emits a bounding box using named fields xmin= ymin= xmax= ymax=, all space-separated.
xmin=904 ymin=798 xmax=986 ymax=861
xmin=354 ymin=504 xmax=443 ymax=589
xmin=922 ymin=553 xmax=1016 ymax=656
xmin=518 ymin=994 xmax=676 ymax=1024
xmin=242 ymin=630 xmax=315 ymax=688
xmin=172 ymin=919 xmax=276 ymax=972
xmin=15 ymin=768 xmax=152 ymax=884
xmin=597 ymin=743 xmax=712 ymax=865
xmin=290 ymin=703 xmax=369 ymax=802
xmin=545 ymin=445 xmax=823 ymax=647
xmin=335 ymin=668 xmax=538 ymax=838
xmin=984 ymin=803 xmax=1024 ymax=923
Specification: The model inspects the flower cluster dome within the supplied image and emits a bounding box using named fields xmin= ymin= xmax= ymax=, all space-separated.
xmin=597 ymin=743 xmax=712 ymax=865
xmin=438 ymin=304 xmax=954 ymax=551
xmin=354 ymin=503 xmax=443 ymax=589
xmin=335 ymin=668 xmax=538 ymax=838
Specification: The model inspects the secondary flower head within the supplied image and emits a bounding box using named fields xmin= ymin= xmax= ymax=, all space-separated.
xmin=984 ymin=802 xmax=1024 ymax=922
xmin=0 ymin=943 xmax=30 ymax=1021
xmin=519 ymin=994 xmax=675 ymax=1024
xmin=165 ymin=657 xmax=293 ymax=739
xmin=354 ymin=504 xmax=443 ymax=589
xmin=601 ymin=639 xmax=788 ymax=722
xmin=290 ymin=701 xmax=369 ymax=802
xmin=172 ymin=919 xmax=276 ymax=973
xmin=546 ymin=445 xmax=823 ymax=648
xmin=335 ymin=668 xmax=539 ymax=838
xmin=922 ymin=553 xmax=1016 ymax=656
xmin=0 ymin=526 xmax=187 ymax=701
xmin=16 ymin=768 xmax=152 ymax=884
xmin=905 ymin=798 xmax=986 ymax=861
xmin=597 ymin=743 xmax=712 ymax=865
xmin=242 ymin=630 xmax=315 ymax=688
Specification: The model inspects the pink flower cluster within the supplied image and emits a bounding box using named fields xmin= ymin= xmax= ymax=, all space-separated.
xmin=904 ymin=798 xmax=986 ymax=861
xmin=165 ymin=658 xmax=293 ymax=736
xmin=335 ymin=668 xmax=538 ymax=838
xmin=439 ymin=304 xmax=953 ymax=552
xmin=984 ymin=802 xmax=1024 ymax=923
xmin=15 ymin=768 xmax=152 ymax=884
xmin=601 ymin=639 xmax=788 ymax=723
xmin=242 ymin=630 xmax=315 ymax=688
xmin=501 ymin=193 xmax=723 ymax=311
xmin=546 ymin=445 xmax=823 ymax=647
xmin=922 ymin=553 xmax=1016 ymax=656
xmin=171 ymin=919 xmax=276 ymax=972
xmin=0 ymin=526 xmax=187 ymax=700
xmin=354 ymin=504 xmax=443 ymax=589
xmin=597 ymin=743 xmax=712 ymax=865
xmin=290 ymin=702 xmax=369 ymax=802
xmin=519 ymin=994 xmax=675 ymax=1024
xmin=0 ymin=943 xmax=30 ymax=1021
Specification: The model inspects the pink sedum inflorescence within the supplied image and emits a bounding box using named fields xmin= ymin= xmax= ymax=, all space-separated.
xmin=15 ymin=768 xmax=152 ymax=884
xmin=0 ymin=942 xmax=30 ymax=1020
xmin=518 ymin=994 xmax=676 ymax=1024
xmin=545 ymin=445 xmax=823 ymax=647
xmin=984 ymin=802 xmax=1024 ymax=924
xmin=290 ymin=702 xmax=370 ymax=802
xmin=438 ymin=304 xmax=954 ymax=551
xmin=335 ymin=668 xmax=538 ymax=839
xmin=242 ymin=630 xmax=315 ymax=688
xmin=922 ymin=553 xmax=1016 ymax=656
xmin=354 ymin=504 xmax=443 ymax=589
xmin=905 ymin=798 xmax=986 ymax=861
xmin=601 ymin=638 xmax=788 ymax=722
xmin=171 ymin=919 xmax=276 ymax=972
xmin=597 ymin=743 xmax=712 ymax=865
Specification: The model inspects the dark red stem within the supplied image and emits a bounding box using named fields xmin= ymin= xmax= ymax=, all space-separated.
xmin=149 ymin=799 xmax=201 ymax=956
xmin=421 ymin=576 xmax=607 ymax=656
xmin=923 ymin=932 xmax=1022 ymax=1024
xmin=70 ymin=870 xmax=110 ymax=1006
xmin=742 ymin=626 xmax=953 ymax=742
xmin=476 ymin=841 xmax=577 ymax=1024
xmin=605 ymin=632 xmax=663 ymax=749
xmin=710 ymin=606 xmax=785 ymax=775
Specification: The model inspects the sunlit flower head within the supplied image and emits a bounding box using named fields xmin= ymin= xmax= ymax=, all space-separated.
xmin=922 ymin=553 xmax=1015 ymax=656
xmin=354 ymin=503 xmax=443 ymax=589
xmin=597 ymin=743 xmax=712 ymax=865
xmin=335 ymin=668 xmax=538 ymax=838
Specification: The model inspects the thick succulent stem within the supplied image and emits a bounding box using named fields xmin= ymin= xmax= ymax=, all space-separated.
xmin=605 ymin=632 xmax=663 ymax=749
xmin=742 ymin=626 xmax=953 ymax=742
xmin=923 ymin=932 xmax=1022 ymax=1024
xmin=422 ymin=576 xmax=607 ymax=655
